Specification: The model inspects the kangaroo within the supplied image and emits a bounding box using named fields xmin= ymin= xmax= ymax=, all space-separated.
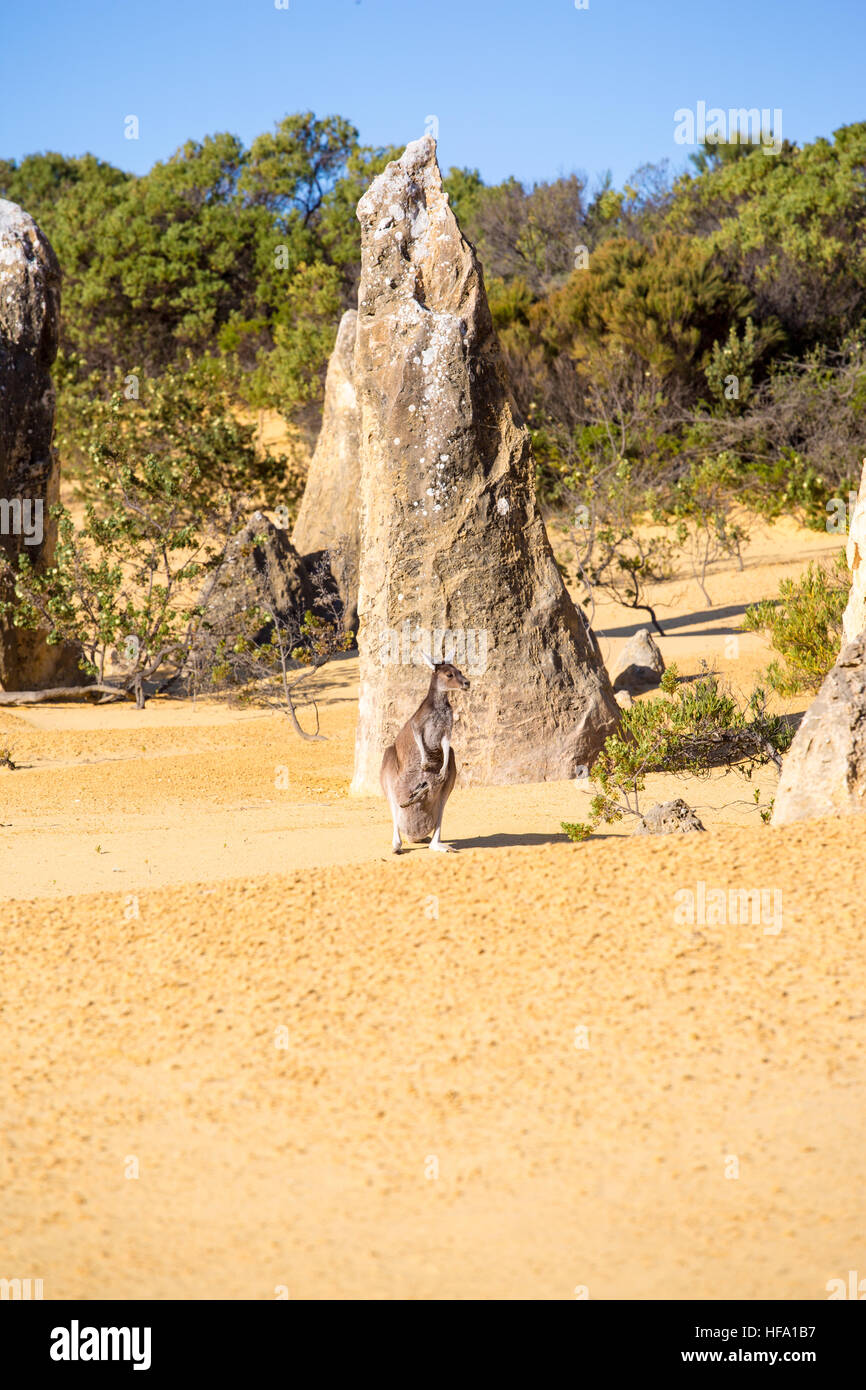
xmin=380 ymin=654 xmax=470 ymax=854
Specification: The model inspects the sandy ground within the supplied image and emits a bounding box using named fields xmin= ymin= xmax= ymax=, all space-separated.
xmin=2 ymin=515 xmax=863 ymax=1300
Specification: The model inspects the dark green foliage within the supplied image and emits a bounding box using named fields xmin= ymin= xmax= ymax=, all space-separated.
xmin=0 ymin=115 xmax=390 ymax=455
xmin=54 ymin=358 xmax=303 ymax=519
xmin=3 ymin=116 xmax=865 ymax=528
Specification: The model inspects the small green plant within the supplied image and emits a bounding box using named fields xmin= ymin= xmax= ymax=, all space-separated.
xmin=560 ymin=820 xmax=595 ymax=843
xmin=559 ymin=445 xmax=677 ymax=637
xmin=752 ymin=787 xmax=775 ymax=824
xmin=577 ymin=518 xmax=675 ymax=636
xmin=704 ymin=316 xmax=762 ymax=412
xmin=659 ymin=663 xmax=679 ymax=694
xmin=742 ymin=553 xmax=848 ymax=695
xmin=561 ymin=668 xmax=792 ymax=841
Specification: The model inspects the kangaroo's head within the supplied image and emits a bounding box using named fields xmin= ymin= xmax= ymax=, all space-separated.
xmin=432 ymin=661 xmax=470 ymax=692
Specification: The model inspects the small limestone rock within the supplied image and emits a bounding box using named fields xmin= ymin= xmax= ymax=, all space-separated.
xmin=634 ymin=798 xmax=706 ymax=835
xmin=292 ymin=310 xmax=359 ymax=635
xmin=842 ymin=458 xmax=866 ymax=643
xmin=614 ymin=689 xmax=634 ymax=708
xmin=771 ymin=635 xmax=866 ymax=825
xmin=610 ymin=629 xmax=665 ymax=694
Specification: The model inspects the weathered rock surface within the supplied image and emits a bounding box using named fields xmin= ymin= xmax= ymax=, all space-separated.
xmin=349 ymin=137 xmax=619 ymax=794
xmin=771 ymin=635 xmax=866 ymax=825
xmin=199 ymin=511 xmax=317 ymax=648
xmin=0 ymin=199 xmax=80 ymax=688
xmin=610 ymin=628 xmax=665 ymax=694
xmin=842 ymin=458 xmax=866 ymax=643
xmin=292 ymin=309 xmax=360 ymax=634
xmin=614 ymin=689 xmax=635 ymax=709
xmin=634 ymin=798 xmax=706 ymax=835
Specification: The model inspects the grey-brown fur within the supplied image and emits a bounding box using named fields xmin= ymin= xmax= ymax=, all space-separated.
xmin=380 ymin=658 xmax=470 ymax=853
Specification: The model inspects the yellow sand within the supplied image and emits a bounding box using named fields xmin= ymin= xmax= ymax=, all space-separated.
xmin=1 ymin=516 xmax=863 ymax=1300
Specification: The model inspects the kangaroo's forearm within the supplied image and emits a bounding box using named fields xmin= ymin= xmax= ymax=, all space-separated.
xmin=438 ymin=735 xmax=451 ymax=778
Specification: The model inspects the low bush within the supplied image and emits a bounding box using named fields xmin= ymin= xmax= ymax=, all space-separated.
xmin=561 ymin=667 xmax=792 ymax=842
xmin=742 ymin=553 xmax=848 ymax=695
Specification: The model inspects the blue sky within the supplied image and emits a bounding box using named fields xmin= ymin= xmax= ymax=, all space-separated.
xmin=2 ymin=0 xmax=864 ymax=189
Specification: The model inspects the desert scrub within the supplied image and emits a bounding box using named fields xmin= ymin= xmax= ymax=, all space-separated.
xmin=671 ymin=454 xmax=750 ymax=605
xmin=54 ymin=357 xmax=301 ymax=517
xmin=0 ymin=423 xmax=248 ymax=708
xmin=742 ymin=552 xmax=848 ymax=695
xmin=561 ymin=668 xmax=792 ymax=842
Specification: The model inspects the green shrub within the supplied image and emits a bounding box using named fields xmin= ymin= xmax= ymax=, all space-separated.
xmin=55 ymin=357 xmax=301 ymax=520
xmin=561 ymin=669 xmax=792 ymax=841
xmin=0 ymin=423 xmax=247 ymax=706
xmin=742 ymin=553 xmax=848 ymax=694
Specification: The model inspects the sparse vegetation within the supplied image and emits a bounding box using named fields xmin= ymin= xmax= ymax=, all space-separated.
xmin=562 ymin=668 xmax=793 ymax=842
xmin=742 ymin=553 xmax=848 ymax=695
xmin=201 ymin=551 xmax=353 ymax=740
xmin=0 ymin=422 xmax=248 ymax=708
xmin=672 ymin=455 xmax=749 ymax=606
xmin=55 ymin=359 xmax=302 ymax=520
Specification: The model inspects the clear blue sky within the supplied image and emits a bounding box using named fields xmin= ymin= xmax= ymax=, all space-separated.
xmin=2 ymin=0 xmax=864 ymax=188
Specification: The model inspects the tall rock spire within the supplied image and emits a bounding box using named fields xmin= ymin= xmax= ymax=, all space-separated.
xmin=350 ymin=138 xmax=618 ymax=793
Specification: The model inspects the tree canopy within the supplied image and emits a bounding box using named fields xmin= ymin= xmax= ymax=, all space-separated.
xmin=3 ymin=116 xmax=865 ymax=514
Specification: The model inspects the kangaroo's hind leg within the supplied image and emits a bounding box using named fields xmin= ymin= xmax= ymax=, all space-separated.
xmin=429 ymin=749 xmax=458 ymax=853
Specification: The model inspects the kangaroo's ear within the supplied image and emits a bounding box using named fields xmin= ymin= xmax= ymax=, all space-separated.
xmin=419 ymin=650 xmax=436 ymax=670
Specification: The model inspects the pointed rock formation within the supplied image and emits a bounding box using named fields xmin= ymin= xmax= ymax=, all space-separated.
xmin=0 ymin=199 xmax=80 ymax=688
xmin=349 ymin=138 xmax=619 ymax=794
xmin=842 ymin=458 xmax=866 ymax=644
xmin=199 ymin=511 xmax=317 ymax=647
xmin=292 ymin=309 xmax=359 ymax=633
xmin=771 ymin=635 xmax=866 ymax=825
